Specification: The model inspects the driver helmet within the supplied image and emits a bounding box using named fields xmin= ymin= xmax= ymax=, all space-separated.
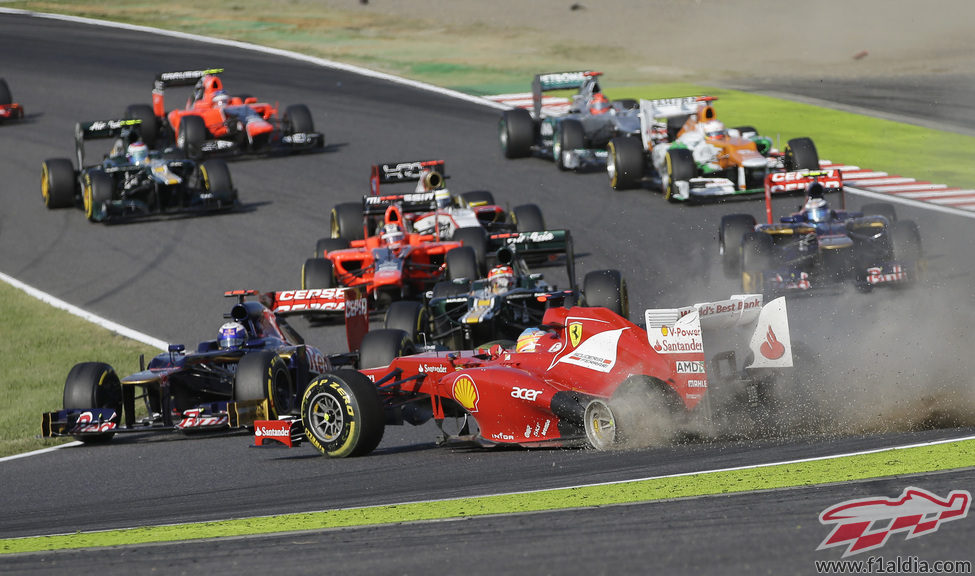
xmin=515 ymin=327 xmax=547 ymax=353
xmin=589 ymin=93 xmax=611 ymax=115
xmin=435 ymin=189 xmax=452 ymax=210
xmin=702 ymin=119 xmax=727 ymax=140
xmin=212 ymin=90 xmax=230 ymax=108
xmin=381 ymin=223 xmax=405 ymax=247
xmin=218 ymin=322 xmax=247 ymax=350
xmin=126 ymin=141 xmax=149 ymax=166
xmin=803 ymin=196 xmax=830 ymax=223
xmin=488 ymin=265 xmax=514 ymax=294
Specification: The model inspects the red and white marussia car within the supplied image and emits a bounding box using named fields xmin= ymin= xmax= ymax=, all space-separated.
xmin=244 ymin=292 xmax=804 ymax=457
xmin=0 ymin=78 xmax=24 ymax=122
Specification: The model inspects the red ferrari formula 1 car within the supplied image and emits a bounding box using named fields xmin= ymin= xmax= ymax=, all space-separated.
xmin=0 ymin=78 xmax=25 ymax=122
xmin=243 ymin=293 xmax=805 ymax=457
xmin=124 ymin=68 xmax=323 ymax=158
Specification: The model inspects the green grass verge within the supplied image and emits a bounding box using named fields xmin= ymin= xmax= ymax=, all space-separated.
xmin=0 ymin=281 xmax=160 ymax=458
xmin=3 ymin=438 xmax=972 ymax=554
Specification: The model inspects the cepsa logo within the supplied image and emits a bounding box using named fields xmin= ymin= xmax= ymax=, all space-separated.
xmin=817 ymin=487 xmax=971 ymax=557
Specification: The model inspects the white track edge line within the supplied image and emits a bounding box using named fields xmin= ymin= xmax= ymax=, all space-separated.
xmin=10 ymin=433 xmax=975 ymax=542
xmin=0 ymin=271 xmax=169 ymax=351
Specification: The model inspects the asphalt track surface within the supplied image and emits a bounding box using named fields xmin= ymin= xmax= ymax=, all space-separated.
xmin=1 ymin=12 xmax=975 ymax=574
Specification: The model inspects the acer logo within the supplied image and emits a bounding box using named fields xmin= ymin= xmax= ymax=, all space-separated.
xmin=511 ymin=387 xmax=543 ymax=401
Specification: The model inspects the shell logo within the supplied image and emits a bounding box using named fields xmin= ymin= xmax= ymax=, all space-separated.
xmin=660 ymin=325 xmax=670 ymax=336
xmin=452 ymin=376 xmax=479 ymax=412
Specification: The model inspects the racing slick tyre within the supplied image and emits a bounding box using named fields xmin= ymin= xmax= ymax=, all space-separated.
xmin=177 ymin=115 xmax=207 ymax=159
xmin=331 ymin=201 xmax=365 ymax=241
xmin=41 ymin=158 xmax=77 ymax=209
xmin=732 ymin=125 xmax=758 ymax=137
xmin=83 ymin=171 xmax=113 ymax=223
xmin=284 ymin=104 xmax=315 ymax=134
xmin=315 ymin=238 xmax=349 ymax=259
xmin=450 ymin=228 xmax=488 ymax=274
xmin=384 ymin=301 xmax=432 ymax=343
xmin=358 ymin=329 xmax=416 ymax=370
xmin=445 ymin=246 xmax=480 ymax=283
xmin=861 ymin=202 xmax=898 ymax=223
xmin=0 ymin=78 xmax=11 ymax=105
xmin=63 ymin=362 xmax=123 ymax=443
xmin=235 ymin=350 xmax=293 ymax=418
xmin=499 ymin=108 xmax=534 ymax=159
xmin=890 ymin=220 xmax=923 ymax=265
xmin=511 ymin=203 xmax=546 ymax=232
xmin=591 ymin=376 xmax=682 ymax=449
xmin=720 ymin=214 xmax=758 ymax=278
xmin=302 ymin=258 xmax=336 ymax=289
xmin=301 ymin=369 xmax=385 ymax=458
xmin=459 ymin=190 xmax=496 ymax=207
xmin=784 ymin=137 xmax=819 ymax=171
xmin=554 ymin=119 xmax=584 ymax=171
xmin=124 ymin=104 xmax=160 ymax=149
xmin=664 ymin=147 xmax=696 ymax=202
xmin=200 ymin=159 xmax=236 ymax=207
xmin=582 ymin=269 xmax=629 ymax=318
xmin=613 ymin=98 xmax=639 ymax=111
xmin=607 ymin=136 xmax=645 ymax=191
xmin=741 ymin=232 xmax=775 ymax=294
xmin=666 ymin=115 xmax=689 ymax=140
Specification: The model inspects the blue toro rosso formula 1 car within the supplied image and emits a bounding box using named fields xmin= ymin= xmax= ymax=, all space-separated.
xmin=719 ymin=170 xmax=923 ymax=296
xmin=41 ymin=289 xmax=368 ymax=443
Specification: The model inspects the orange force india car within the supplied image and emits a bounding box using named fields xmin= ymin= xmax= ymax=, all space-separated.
xmin=123 ymin=68 xmax=323 ymax=158
xmin=0 ymin=78 xmax=24 ymax=122
xmin=242 ymin=293 xmax=807 ymax=457
xmin=606 ymin=95 xmax=820 ymax=200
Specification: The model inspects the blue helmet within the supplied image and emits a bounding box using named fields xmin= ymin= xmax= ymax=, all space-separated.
xmin=218 ymin=322 xmax=247 ymax=350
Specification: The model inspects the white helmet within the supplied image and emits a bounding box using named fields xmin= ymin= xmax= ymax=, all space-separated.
xmin=127 ymin=141 xmax=149 ymax=166
xmin=435 ymin=189 xmax=451 ymax=209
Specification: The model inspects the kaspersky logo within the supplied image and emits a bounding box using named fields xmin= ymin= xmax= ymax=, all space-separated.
xmin=817 ymin=487 xmax=970 ymax=557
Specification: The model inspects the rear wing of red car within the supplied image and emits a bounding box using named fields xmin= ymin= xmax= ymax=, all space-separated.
xmin=531 ymin=70 xmax=601 ymax=119
xmin=362 ymin=191 xmax=439 ymax=217
xmin=74 ymin=118 xmax=142 ymax=168
xmin=369 ymin=159 xmax=446 ymax=195
xmin=152 ymin=68 xmax=224 ymax=117
xmin=763 ymin=169 xmax=844 ymax=224
xmin=644 ymin=294 xmax=793 ymax=397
